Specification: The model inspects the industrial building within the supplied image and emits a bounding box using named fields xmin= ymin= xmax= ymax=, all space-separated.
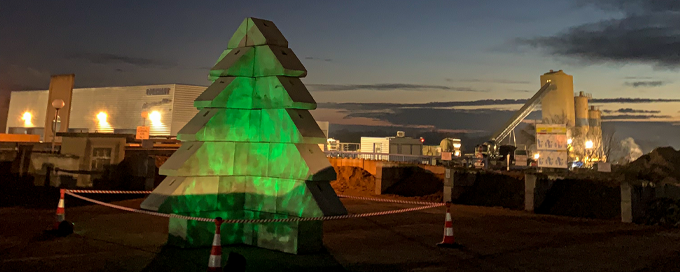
xmin=6 ymin=84 xmax=206 ymax=139
xmin=539 ymin=70 xmax=602 ymax=162
xmin=360 ymin=131 xmax=423 ymax=161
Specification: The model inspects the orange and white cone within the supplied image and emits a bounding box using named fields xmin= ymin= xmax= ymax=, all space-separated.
xmin=207 ymin=217 xmax=223 ymax=272
xmin=54 ymin=189 xmax=66 ymax=230
xmin=437 ymin=202 xmax=460 ymax=248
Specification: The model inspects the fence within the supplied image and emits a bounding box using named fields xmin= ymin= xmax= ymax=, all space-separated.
xmin=324 ymin=151 xmax=438 ymax=165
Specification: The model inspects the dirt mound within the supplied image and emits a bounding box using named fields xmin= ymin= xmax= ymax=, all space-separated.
xmin=331 ymin=166 xmax=376 ymax=195
xmin=623 ymin=147 xmax=680 ymax=184
xmin=330 ymin=166 xmax=443 ymax=202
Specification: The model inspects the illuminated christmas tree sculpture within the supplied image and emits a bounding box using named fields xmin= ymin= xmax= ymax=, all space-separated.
xmin=141 ymin=17 xmax=347 ymax=254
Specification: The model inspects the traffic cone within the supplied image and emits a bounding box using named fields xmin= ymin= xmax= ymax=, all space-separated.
xmin=54 ymin=189 xmax=66 ymax=230
xmin=207 ymin=217 xmax=223 ymax=272
xmin=437 ymin=202 xmax=460 ymax=248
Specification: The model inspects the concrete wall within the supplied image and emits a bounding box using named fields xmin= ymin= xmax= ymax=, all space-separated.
xmin=30 ymin=153 xmax=80 ymax=187
xmin=44 ymin=74 xmax=75 ymax=143
xmin=58 ymin=135 xmax=126 ymax=187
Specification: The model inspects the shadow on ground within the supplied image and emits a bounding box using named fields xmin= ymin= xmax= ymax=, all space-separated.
xmin=0 ymin=173 xmax=147 ymax=209
xmin=140 ymin=245 xmax=348 ymax=272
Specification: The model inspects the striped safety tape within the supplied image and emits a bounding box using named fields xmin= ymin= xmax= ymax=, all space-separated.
xmin=64 ymin=191 xmax=444 ymax=224
xmin=64 ymin=190 xmax=441 ymax=206
xmin=65 ymin=190 xmax=153 ymax=194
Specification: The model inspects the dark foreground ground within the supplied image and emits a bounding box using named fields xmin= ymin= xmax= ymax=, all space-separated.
xmin=1 ymin=197 xmax=680 ymax=272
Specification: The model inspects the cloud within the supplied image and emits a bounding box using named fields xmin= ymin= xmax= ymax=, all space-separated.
xmin=307 ymin=83 xmax=487 ymax=92
xmin=616 ymin=108 xmax=661 ymax=114
xmin=0 ymin=65 xmax=51 ymax=91
xmin=624 ymin=81 xmax=667 ymax=87
xmin=515 ymin=0 xmax=680 ymax=69
xmin=576 ymin=0 xmax=680 ymax=13
xmin=304 ymin=56 xmax=332 ymax=62
xmin=624 ymin=76 xmax=654 ymax=80
xmin=343 ymin=108 xmax=529 ymax=135
xmin=67 ymin=52 xmax=175 ymax=68
xmin=591 ymin=98 xmax=680 ymax=103
xmin=319 ymin=98 xmax=680 ymax=111
xmin=446 ymin=78 xmax=530 ymax=84
xmin=602 ymin=114 xmax=672 ymax=120
xmin=508 ymin=89 xmax=531 ymax=93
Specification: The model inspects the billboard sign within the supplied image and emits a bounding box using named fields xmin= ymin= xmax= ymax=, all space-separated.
xmin=536 ymin=134 xmax=568 ymax=150
xmin=537 ymin=150 xmax=568 ymax=168
xmin=536 ymin=124 xmax=568 ymax=169
xmin=136 ymin=126 xmax=150 ymax=140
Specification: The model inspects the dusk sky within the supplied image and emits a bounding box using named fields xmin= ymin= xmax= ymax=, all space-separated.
xmin=1 ymin=0 xmax=679 ymax=149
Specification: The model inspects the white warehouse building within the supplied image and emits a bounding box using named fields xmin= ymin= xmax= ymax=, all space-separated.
xmin=360 ymin=132 xmax=423 ymax=161
xmin=6 ymin=84 xmax=206 ymax=139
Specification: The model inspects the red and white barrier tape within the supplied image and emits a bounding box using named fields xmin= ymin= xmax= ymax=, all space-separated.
xmin=64 ymin=191 xmax=444 ymax=224
xmin=63 ymin=190 xmax=441 ymax=206
xmin=65 ymin=190 xmax=153 ymax=194
xmin=337 ymin=194 xmax=440 ymax=206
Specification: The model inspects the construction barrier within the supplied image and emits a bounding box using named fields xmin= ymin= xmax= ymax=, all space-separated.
xmin=56 ymin=189 xmax=450 ymax=270
xmin=61 ymin=190 xmax=445 ymax=224
xmin=207 ymin=218 xmax=223 ymax=271
xmin=54 ymin=189 xmax=66 ymax=230
xmin=437 ymin=202 xmax=460 ymax=248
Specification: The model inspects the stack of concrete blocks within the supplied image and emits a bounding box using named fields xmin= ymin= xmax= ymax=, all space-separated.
xmin=141 ymin=17 xmax=347 ymax=254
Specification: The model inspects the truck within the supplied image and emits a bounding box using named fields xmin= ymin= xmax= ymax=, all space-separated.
xmin=476 ymin=82 xmax=554 ymax=167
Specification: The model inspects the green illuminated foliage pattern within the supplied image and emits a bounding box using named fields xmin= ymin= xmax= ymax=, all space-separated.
xmin=143 ymin=17 xmax=346 ymax=254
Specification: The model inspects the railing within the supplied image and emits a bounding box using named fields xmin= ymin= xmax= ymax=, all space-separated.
xmin=324 ymin=151 xmax=438 ymax=164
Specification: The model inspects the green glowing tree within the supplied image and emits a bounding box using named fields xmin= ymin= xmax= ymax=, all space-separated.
xmin=141 ymin=17 xmax=347 ymax=254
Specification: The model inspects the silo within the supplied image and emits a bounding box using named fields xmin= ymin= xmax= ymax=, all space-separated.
xmin=574 ymin=91 xmax=590 ymax=138
xmin=540 ymin=70 xmax=575 ymax=127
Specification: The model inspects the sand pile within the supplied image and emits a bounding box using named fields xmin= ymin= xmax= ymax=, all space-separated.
xmin=622 ymin=147 xmax=680 ymax=184
xmin=330 ymin=166 xmax=444 ymax=202
xmin=330 ymin=166 xmax=376 ymax=196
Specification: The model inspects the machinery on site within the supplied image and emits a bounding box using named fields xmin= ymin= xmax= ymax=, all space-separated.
xmin=475 ymin=82 xmax=555 ymax=166
xmin=326 ymin=138 xmax=340 ymax=151
xmin=440 ymin=138 xmax=462 ymax=157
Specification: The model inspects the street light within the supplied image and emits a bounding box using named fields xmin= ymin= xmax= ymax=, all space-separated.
xmin=584 ymin=140 xmax=594 ymax=164
xmin=51 ymin=99 xmax=65 ymax=153
xmin=141 ymin=111 xmax=149 ymax=126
